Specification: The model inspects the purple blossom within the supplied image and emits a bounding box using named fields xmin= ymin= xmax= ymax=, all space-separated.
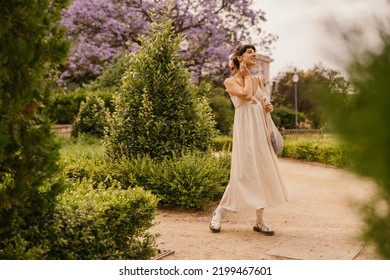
xmin=61 ymin=0 xmax=275 ymax=85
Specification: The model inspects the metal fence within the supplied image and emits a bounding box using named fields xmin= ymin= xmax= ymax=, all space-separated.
xmin=282 ymin=129 xmax=323 ymax=138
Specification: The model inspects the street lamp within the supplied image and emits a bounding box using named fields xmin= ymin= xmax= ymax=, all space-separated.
xmin=292 ymin=73 xmax=299 ymax=129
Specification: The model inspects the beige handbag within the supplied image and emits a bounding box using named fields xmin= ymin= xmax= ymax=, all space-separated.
xmin=257 ymin=76 xmax=284 ymax=155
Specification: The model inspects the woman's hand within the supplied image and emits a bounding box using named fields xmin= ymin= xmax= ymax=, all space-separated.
xmin=264 ymin=103 xmax=273 ymax=113
xmin=239 ymin=62 xmax=250 ymax=78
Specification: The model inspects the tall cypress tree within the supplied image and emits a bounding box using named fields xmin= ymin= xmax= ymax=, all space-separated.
xmin=0 ymin=0 xmax=70 ymax=258
xmin=105 ymin=5 xmax=217 ymax=160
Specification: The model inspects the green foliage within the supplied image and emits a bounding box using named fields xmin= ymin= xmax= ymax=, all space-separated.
xmin=212 ymin=135 xmax=233 ymax=152
xmin=117 ymin=152 xmax=231 ymax=210
xmin=104 ymin=6 xmax=217 ymax=160
xmin=0 ymin=0 xmax=70 ymax=258
xmin=323 ymin=20 xmax=390 ymax=259
xmin=1 ymin=135 xmax=158 ymax=259
xmin=213 ymin=134 xmax=349 ymax=167
xmin=48 ymin=182 xmax=158 ymax=260
xmin=61 ymin=138 xmax=230 ymax=210
xmin=199 ymin=80 xmax=234 ymax=135
xmin=273 ymin=65 xmax=351 ymax=128
xmin=71 ymin=95 xmax=110 ymax=138
xmin=48 ymin=88 xmax=114 ymax=124
xmin=281 ymin=137 xmax=349 ymax=167
xmin=0 ymin=176 xmax=66 ymax=259
xmin=85 ymin=56 xmax=127 ymax=91
xmin=210 ymin=94 xmax=234 ymax=135
xmin=271 ymin=106 xmax=307 ymax=129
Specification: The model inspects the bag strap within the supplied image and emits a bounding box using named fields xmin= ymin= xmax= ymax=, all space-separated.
xmin=256 ymin=76 xmax=273 ymax=130
xmin=256 ymin=75 xmax=265 ymax=91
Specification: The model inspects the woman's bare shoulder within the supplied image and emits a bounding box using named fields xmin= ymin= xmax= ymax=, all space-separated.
xmin=224 ymin=77 xmax=234 ymax=86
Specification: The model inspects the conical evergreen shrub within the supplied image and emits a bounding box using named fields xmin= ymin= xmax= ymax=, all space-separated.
xmin=104 ymin=6 xmax=217 ymax=160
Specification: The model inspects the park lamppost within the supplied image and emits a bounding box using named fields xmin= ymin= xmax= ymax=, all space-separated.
xmin=292 ymin=73 xmax=299 ymax=128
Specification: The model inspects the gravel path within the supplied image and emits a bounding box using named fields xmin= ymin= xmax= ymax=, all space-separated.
xmin=150 ymin=158 xmax=382 ymax=260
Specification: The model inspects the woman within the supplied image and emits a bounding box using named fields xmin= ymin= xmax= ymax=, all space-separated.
xmin=209 ymin=44 xmax=289 ymax=235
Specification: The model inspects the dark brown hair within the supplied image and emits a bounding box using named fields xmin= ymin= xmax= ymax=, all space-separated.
xmin=230 ymin=44 xmax=256 ymax=72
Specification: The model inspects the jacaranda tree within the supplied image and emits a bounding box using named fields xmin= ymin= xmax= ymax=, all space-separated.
xmin=60 ymin=0 xmax=276 ymax=85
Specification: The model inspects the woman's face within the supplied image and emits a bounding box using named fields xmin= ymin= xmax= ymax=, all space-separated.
xmin=239 ymin=48 xmax=257 ymax=67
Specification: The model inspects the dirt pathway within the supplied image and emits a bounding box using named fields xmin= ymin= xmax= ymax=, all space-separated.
xmin=150 ymin=158 xmax=382 ymax=260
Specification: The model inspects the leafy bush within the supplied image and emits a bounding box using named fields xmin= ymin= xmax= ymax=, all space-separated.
xmin=85 ymin=56 xmax=127 ymax=91
xmin=48 ymin=88 xmax=114 ymax=124
xmin=62 ymin=139 xmax=231 ymax=210
xmin=71 ymin=95 xmax=110 ymax=138
xmin=117 ymin=152 xmax=231 ymax=210
xmin=212 ymin=135 xmax=233 ymax=152
xmin=281 ymin=137 xmax=349 ymax=167
xmin=0 ymin=176 xmax=65 ymax=259
xmin=60 ymin=136 xmax=110 ymax=187
xmin=198 ymin=81 xmax=234 ymax=136
xmin=47 ymin=182 xmax=158 ymax=260
xmin=272 ymin=106 xmax=307 ymax=129
xmin=212 ymin=135 xmax=349 ymax=167
xmin=1 ymin=134 xmax=159 ymax=259
xmin=104 ymin=7 xmax=217 ymax=160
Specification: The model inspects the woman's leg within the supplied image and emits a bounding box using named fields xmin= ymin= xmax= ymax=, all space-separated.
xmin=253 ymin=208 xmax=274 ymax=236
xmin=209 ymin=205 xmax=224 ymax=233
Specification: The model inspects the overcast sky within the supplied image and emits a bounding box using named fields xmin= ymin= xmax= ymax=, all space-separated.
xmin=253 ymin=0 xmax=390 ymax=78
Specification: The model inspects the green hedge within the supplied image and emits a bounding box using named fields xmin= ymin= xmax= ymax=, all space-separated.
xmin=48 ymin=88 xmax=114 ymax=124
xmin=48 ymin=182 xmax=158 ymax=260
xmin=61 ymin=138 xmax=231 ymax=210
xmin=281 ymin=137 xmax=349 ymax=167
xmin=213 ymin=135 xmax=349 ymax=167
xmin=71 ymin=95 xmax=110 ymax=138
xmin=0 ymin=173 xmax=158 ymax=260
xmin=116 ymin=152 xmax=231 ymax=210
xmin=212 ymin=135 xmax=233 ymax=152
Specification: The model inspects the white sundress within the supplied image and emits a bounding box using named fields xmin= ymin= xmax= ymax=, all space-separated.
xmin=218 ymin=82 xmax=290 ymax=212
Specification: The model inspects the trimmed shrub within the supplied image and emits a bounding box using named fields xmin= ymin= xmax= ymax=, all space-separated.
xmin=48 ymin=88 xmax=114 ymax=124
xmin=71 ymin=95 xmax=110 ymax=138
xmin=117 ymin=152 xmax=231 ymax=210
xmin=62 ymin=139 xmax=231 ymax=210
xmin=212 ymin=135 xmax=233 ymax=152
xmin=281 ymin=137 xmax=349 ymax=167
xmin=47 ymin=182 xmax=158 ymax=260
xmin=198 ymin=81 xmax=234 ymax=136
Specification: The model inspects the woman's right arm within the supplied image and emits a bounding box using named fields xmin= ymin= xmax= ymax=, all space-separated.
xmin=224 ymin=76 xmax=253 ymax=101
